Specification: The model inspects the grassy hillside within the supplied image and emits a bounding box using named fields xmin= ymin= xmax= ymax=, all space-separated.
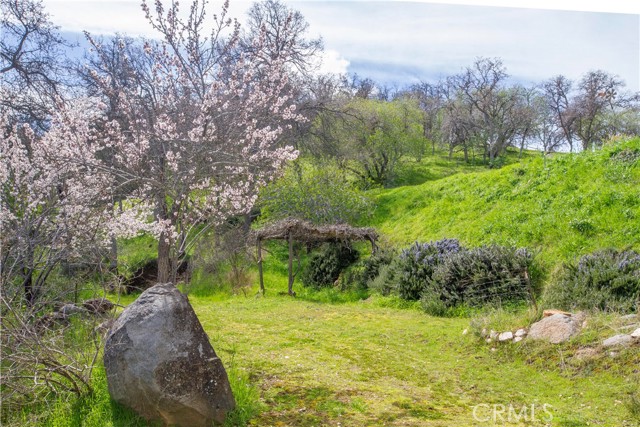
xmin=371 ymin=138 xmax=640 ymax=270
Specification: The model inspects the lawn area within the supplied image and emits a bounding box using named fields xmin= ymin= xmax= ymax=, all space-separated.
xmin=189 ymin=293 xmax=638 ymax=427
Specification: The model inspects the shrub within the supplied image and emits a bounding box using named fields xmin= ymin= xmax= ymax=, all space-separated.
xmin=368 ymin=263 xmax=397 ymax=296
xmin=395 ymin=239 xmax=462 ymax=301
xmin=359 ymin=248 xmax=396 ymax=289
xmin=544 ymin=249 xmax=640 ymax=313
xmin=259 ymin=163 xmax=373 ymax=225
xmin=301 ymin=243 xmax=360 ymax=289
xmin=422 ymin=246 xmax=536 ymax=315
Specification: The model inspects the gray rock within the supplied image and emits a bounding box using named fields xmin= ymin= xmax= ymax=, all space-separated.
xmin=602 ymin=334 xmax=633 ymax=348
xmin=104 ymin=283 xmax=235 ymax=427
xmin=631 ymin=328 xmax=640 ymax=339
xmin=513 ymin=336 xmax=524 ymax=343
xmin=528 ymin=313 xmax=581 ymax=344
xmin=621 ymin=314 xmax=638 ymax=321
xmin=82 ymin=298 xmax=115 ymax=314
xmin=59 ymin=303 xmax=86 ymax=317
xmin=498 ymin=331 xmax=514 ymax=342
xmin=515 ymin=328 xmax=527 ymax=337
xmin=489 ymin=330 xmax=498 ymax=340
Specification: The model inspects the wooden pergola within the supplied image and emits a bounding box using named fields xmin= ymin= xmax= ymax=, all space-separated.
xmin=252 ymin=219 xmax=379 ymax=295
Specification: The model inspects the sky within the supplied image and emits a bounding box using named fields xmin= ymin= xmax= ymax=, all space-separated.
xmin=42 ymin=0 xmax=640 ymax=92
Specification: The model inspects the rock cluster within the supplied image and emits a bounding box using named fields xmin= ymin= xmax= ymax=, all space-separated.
xmin=481 ymin=311 xmax=639 ymax=350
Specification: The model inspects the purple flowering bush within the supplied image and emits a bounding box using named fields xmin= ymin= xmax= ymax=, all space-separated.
xmin=395 ymin=239 xmax=462 ymax=301
xmin=544 ymin=249 xmax=640 ymax=313
xmin=422 ymin=245 xmax=537 ymax=315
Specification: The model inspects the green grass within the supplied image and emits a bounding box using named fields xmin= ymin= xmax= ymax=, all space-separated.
xmin=25 ymin=265 xmax=638 ymax=427
xmin=37 ymin=292 xmax=638 ymax=426
xmin=371 ymin=138 xmax=640 ymax=271
xmin=198 ymin=294 xmax=640 ymax=426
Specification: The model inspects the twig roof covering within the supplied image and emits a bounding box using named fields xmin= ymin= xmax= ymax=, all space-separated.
xmin=253 ymin=218 xmax=379 ymax=244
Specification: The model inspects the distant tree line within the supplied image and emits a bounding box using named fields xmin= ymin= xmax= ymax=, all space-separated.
xmin=290 ymin=58 xmax=640 ymax=188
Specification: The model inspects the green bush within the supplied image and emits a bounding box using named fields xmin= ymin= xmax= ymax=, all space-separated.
xmin=544 ymin=248 xmax=640 ymax=313
xmin=359 ymin=248 xmax=396 ymax=289
xmin=422 ymin=246 xmax=537 ymax=315
xmin=258 ymin=163 xmax=373 ymax=225
xmin=368 ymin=263 xmax=397 ymax=296
xmin=301 ymin=243 xmax=359 ymax=289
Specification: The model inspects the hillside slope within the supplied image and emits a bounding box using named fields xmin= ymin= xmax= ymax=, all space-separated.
xmin=371 ymin=138 xmax=640 ymax=270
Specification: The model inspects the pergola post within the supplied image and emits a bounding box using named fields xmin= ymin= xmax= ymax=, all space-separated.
xmin=254 ymin=219 xmax=379 ymax=297
xmin=288 ymin=231 xmax=294 ymax=295
xmin=257 ymin=238 xmax=264 ymax=295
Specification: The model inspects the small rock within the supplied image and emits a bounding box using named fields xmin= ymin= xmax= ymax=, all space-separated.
xmin=83 ymin=298 xmax=115 ymax=314
xmin=498 ymin=331 xmax=514 ymax=342
xmin=513 ymin=336 xmax=523 ymax=343
xmin=481 ymin=328 xmax=488 ymax=337
xmin=489 ymin=330 xmax=498 ymax=340
xmin=485 ymin=338 xmax=492 ymax=344
xmin=462 ymin=329 xmax=468 ymax=335
xmin=621 ymin=314 xmax=638 ymax=321
xmin=631 ymin=328 xmax=640 ymax=339
xmin=59 ymin=303 xmax=86 ymax=317
xmin=515 ymin=328 xmax=527 ymax=337
xmin=602 ymin=334 xmax=633 ymax=348
xmin=528 ymin=313 xmax=581 ymax=344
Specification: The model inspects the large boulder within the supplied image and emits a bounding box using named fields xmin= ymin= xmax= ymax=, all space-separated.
xmin=104 ymin=283 xmax=235 ymax=427
xmin=528 ymin=313 xmax=582 ymax=344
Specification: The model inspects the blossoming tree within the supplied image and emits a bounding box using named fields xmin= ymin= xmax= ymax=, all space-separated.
xmin=81 ymin=0 xmax=304 ymax=283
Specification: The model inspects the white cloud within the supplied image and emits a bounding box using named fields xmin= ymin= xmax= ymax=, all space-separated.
xmin=43 ymin=0 xmax=155 ymax=36
xmin=316 ymin=49 xmax=350 ymax=75
xmin=40 ymin=1 xmax=640 ymax=91
xmin=397 ymin=0 xmax=640 ymax=14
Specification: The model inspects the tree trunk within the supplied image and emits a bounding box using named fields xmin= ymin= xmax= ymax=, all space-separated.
xmin=157 ymin=236 xmax=171 ymax=284
xmin=288 ymin=232 xmax=294 ymax=296
xmin=109 ymin=200 xmax=123 ymax=273
xmin=23 ymin=267 xmax=34 ymax=306
xmin=109 ymin=236 xmax=118 ymax=273
xmin=257 ymin=239 xmax=264 ymax=295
